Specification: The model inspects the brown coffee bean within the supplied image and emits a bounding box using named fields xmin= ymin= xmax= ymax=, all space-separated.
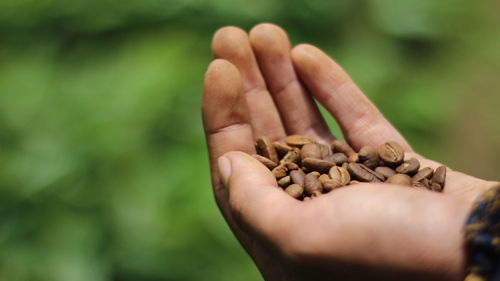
xmin=302 ymin=158 xmax=336 ymax=173
xmin=303 ymin=196 xmax=312 ymax=201
xmin=284 ymin=162 xmax=299 ymax=170
xmin=412 ymin=178 xmax=430 ymax=189
xmin=412 ymin=167 xmax=434 ymax=183
xmin=304 ymin=172 xmax=323 ymax=195
xmin=374 ymin=166 xmax=395 ymax=179
xmin=322 ymin=179 xmax=342 ymax=192
xmin=395 ymin=158 xmax=420 ymax=175
xmin=378 ymin=141 xmax=404 ymax=166
xmin=358 ymin=146 xmax=379 ymax=169
xmin=430 ymin=182 xmax=443 ymax=192
xmin=348 ymin=153 xmax=359 ymax=163
xmin=272 ymin=164 xmax=288 ymax=179
xmin=349 ymin=180 xmax=361 ymax=185
xmin=347 ymin=163 xmax=384 ymax=182
xmin=329 ymin=166 xmax=351 ymax=186
xmin=290 ymin=169 xmax=306 ymax=186
xmin=386 ymin=174 xmax=412 ymax=186
xmin=301 ymin=143 xmax=322 ymax=159
xmin=285 ymin=135 xmax=315 ymax=147
xmin=309 ymin=171 xmax=320 ymax=177
xmin=431 ymin=166 xmax=446 ymax=187
xmin=310 ymin=190 xmax=322 ymax=198
xmin=319 ymin=143 xmax=332 ymax=159
xmin=252 ymin=154 xmax=278 ymax=170
xmin=273 ymin=141 xmax=293 ymax=158
xmin=318 ymin=174 xmax=330 ymax=183
xmin=331 ymin=140 xmax=356 ymax=157
xmin=285 ymin=184 xmax=304 ymax=199
xmin=280 ymin=148 xmax=301 ymax=164
xmin=256 ymin=136 xmax=279 ymax=163
xmin=278 ymin=176 xmax=291 ymax=188
xmin=324 ymin=153 xmax=348 ymax=165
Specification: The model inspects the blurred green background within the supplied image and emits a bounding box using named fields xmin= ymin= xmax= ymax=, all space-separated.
xmin=0 ymin=0 xmax=499 ymax=280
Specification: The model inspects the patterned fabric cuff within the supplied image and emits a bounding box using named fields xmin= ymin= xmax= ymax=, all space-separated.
xmin=464 ymin=184 xmax=500 ymax=281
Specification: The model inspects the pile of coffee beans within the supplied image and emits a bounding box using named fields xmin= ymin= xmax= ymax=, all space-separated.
xmin=253 ymin=135 xmax=446 ymax=200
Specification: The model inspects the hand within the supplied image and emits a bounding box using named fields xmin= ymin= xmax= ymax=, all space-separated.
xmin=201 ymin=23 xmax=499 ymax=281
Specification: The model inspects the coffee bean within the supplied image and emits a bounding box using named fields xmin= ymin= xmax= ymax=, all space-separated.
xmin=256 ymin=136 xmax=279 ymax=163
xmin=304 ymin=172 xmax=323 ymax=195
xmin=290 ymin=169 xmax=306 ymax=186
xmin=349 ymin=180 xmax=361 ymax=185
xmin=412 ymin=178 xmax=430 ymax=189
xmin=324 ymin=153 xmax=348 ymax=165
xmin=301 ymin=143 xmax=322 ymax=159
xmin=303 ymin=196 xmax=312 ymax=201
xmin=318 ymin=174 xmax=330 ymax=183
xmin=378 ymin=141 xmax=404 ymax=166
xmin=347 ymin=163 xmax=384 ymax=182
xmin=284 ymin=162 xmax=299 ymax=170
xmin=319 ymin=143 xmax=333 ymax=159
xmin=331 ymin=140 xmax=355 ymax=157
xmin=280 ymin=148 xmax=301 ymax=164
xmin=309 ymin=171 xmax=321 ymax=177
xmin=278 ymin=176 xmax=291 ymax=188
xmin=322 ymin=179 xmax=342 ymax=192
xmin=359 ymin=146 xmax=379 ymax=169
xmin=348 ymin=153 xmax=359 ymax=163
xmin=412 ymin=167 xmax=434 ymax=183
xmin=285 ymin=184 xmax=304 ymax=199
xmin=431 ymin=166 xmax=446 ymax=187
xmin=252 ymin=154 xmax=278 ymax=170
xmin=272 ymin=164 xmax=288 ymax=179
xmin=395 ymin=158 xmax=420 ymax=175
xmin=430 ymin=182 xmax=443 ymax=192
xmin=329 ymin=166 xmax=351 ymax=186
xmin=302 ymin=158 xmax=336 ymax=173
xmin=386 ymin=174 xmax=412 ymax=186
xmin=273 ymin=141 xmax=293 ymax=158
xmin=310 ymin=190 xmax=322 ymax=198
xmin=285 ymin=135 xmax=315 ymax=147
xmin=374 ymin=166 xmax=395 ymax=179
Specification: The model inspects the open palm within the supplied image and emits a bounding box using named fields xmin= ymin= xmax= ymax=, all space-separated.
xmin=202 ymin=24 xmax=499 ymax=281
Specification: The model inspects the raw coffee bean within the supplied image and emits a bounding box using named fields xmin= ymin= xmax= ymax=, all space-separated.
xmin=273 ymin=141 xmax=293 ymax=158
xmin=378 ymin=141 xmax=404 ymax=166
xmin=272 ymin=164 xmax=288 ymax=179
xmin=319 ymin=143 xmax=333 ymax=159
xmin=349 ymin=180 xmax=361 ymax=185
xmin=331 ymin=140 xmax=356 ymax=157
xmin=285 ymin=184 xmax=304 ymax=199
xmin=285 ymin=135 xmax=315 ymax=147
xmin=324 ymin=153 xmax=348 ymax=165
xmin=290 ymin=169 xmax=306 ymax=186
xmin=386 ymin=174 xmax=412 ymax=186
xmin=302 ymin=158 xmax=336 ymax=173
xmin=301 ymin=143 xmax=322 ymax=159
xmin=347 ymin=163 xmax=384 ymax=182
xmin=412 ymin=167 xmax=434 ymax=183
xmin=358 ymin=146 xmax=379 ymax=169
xmin=348 ymin=153 xmax=359 ymax=163
xmin=252 ymin=154 xmax=278 ymax=170
xmin=375 ymin=166 xmax=396 ymax=179
xmin=256 ymin=136 xmax=279 ymax=163
xmin=430 ymin=182 xmax=443 ymax=192
xmin=280 ymin=148 xmax=301 ymax=164
xmin=329 ymin=166 xmax=351 ymax=186
xmin=278 ymin=176 xmax=291 ymax=188
xmin=395 ymin=158 xmax=420 ymax=175
xmin=284 ymin=162 xmax=299 ymax=170
xmin=431 ymin=166 xmax=446 ymax=187
xmin=304 ymin=172 xmax=323 ymax=195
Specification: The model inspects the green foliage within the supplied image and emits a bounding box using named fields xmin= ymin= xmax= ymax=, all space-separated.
xmin=0 ymin=0 xmax=499 ymax=280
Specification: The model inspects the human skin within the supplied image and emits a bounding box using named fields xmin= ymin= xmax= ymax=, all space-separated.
xmin=201 ymin=23 xmax=500 ymax=281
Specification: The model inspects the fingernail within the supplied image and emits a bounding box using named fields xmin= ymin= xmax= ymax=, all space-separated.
xmin=217 ymin=155 xmax=232 ymax=187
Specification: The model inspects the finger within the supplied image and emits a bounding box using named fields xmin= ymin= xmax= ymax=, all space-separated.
xmin=202 ymin=59 xmax=255 ymax=198
xmin=291 ymin=44 xmax=411 ymax=151
xmin=212 ymin=26 xmax=286 ymax=140
xmin=218 ymin=151 xmax=298 ymax=239
xmin=249 ymin=23 xmax=333 ymax=141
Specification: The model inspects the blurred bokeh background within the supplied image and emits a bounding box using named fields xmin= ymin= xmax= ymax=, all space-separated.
xmin=0 ymin=0 xmax=499 ymax=280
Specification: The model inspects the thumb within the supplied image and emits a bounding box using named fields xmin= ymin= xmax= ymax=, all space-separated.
xmin=218 ymin=151 xmax=297 ymax=239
